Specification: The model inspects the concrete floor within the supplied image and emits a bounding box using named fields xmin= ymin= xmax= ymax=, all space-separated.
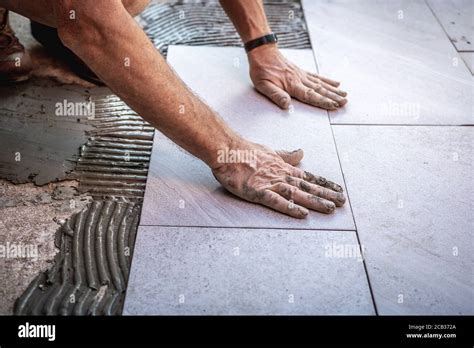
xmin=0 ymin=179 xmax=92 ymax=314
xmin=0 ymin=13 xmax=95 ymax=314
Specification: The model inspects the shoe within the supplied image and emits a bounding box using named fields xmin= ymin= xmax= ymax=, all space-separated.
xmin=0 ymin=9 xmax=32 ymax=83
xmin=30 ymin=20 xmax=104 ymax=86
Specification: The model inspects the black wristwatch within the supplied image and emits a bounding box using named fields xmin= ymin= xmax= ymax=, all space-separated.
xmin=244 ymin=33 xmax=278 ymax=53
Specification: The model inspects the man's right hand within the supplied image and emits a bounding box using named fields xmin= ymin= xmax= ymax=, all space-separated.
xmin=211 ymin=141 xmax=346 ymax=218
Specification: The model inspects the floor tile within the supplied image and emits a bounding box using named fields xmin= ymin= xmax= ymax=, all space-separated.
xmin=140 ymin=46 xmax=354 ymax=230
xmin=333 ymin=125 xmax=473 ymax=314
xmin=302 ymin=0 xmax=473 ymax=125
xmin=460 ymin=52 xmax=474 ymax=75
xmin=427 ymin=0 xmax=474 ymax=51
xmin=123 ymin=226 xmax=375 ymax=315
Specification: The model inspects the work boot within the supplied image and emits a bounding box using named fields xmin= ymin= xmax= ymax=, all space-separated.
xmin=30 ymin=20 xmax=104 ymax=86
xmin=0 ymin=9 xmax=32 ymax=83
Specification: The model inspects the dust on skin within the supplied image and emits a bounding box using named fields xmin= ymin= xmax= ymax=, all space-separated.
xmin=212 ymin=143 xmax=347 ymax=218
xmin=303 ymin=170 xmax=343 ymax=192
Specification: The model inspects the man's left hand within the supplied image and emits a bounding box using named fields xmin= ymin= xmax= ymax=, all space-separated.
xmin=248 ymin=44 xmax=348 ymax=110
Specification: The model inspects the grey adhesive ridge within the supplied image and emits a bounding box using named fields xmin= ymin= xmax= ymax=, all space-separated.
xmin=75 ymin=95 xmax=154 ymax=201
xmin=14 ymin=200 xmax=141 ymax=315
xmin=12 ymin=0 xmax=310 ymax=316
xmin=141 ymin=0 xmax=311 ymax=56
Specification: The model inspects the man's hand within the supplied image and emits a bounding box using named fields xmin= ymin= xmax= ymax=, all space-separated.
xmin=248 ymin=44 xmax=348 ymax=110
xmin=212 ymin=141 xmax=346 ymax=218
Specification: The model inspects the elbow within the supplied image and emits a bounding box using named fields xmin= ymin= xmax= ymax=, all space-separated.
xmin=56 ymin=0 xmax=149 ymax=51
xmin=56 ymin=23 xmax=78 ymax=52
xmin=57 ymin=16 xmax=102 ymax=55
xmin=56 ymin=3 xmax=123 ymax=55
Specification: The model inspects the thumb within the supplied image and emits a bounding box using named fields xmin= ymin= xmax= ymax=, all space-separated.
xmin=276 ymin=149 xmax=304 ymax=166
xmin=255 ymin=80 xmax=291 ymax=109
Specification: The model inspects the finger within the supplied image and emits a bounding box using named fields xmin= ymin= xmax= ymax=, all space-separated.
xmin=284 ymin=176 xmax=346 ymax=207
xmin=292 ymin=168 xmax=344 ymax=193
xmin=290 ymin=84 xmax=339 ymax=110
xmin=320 ymin=81 xmax=347 ymax=97
xmin=303 ymin=79 xmax=347 ymax=106
xmin=258 ymin=190 xmax=308 ymax=218
xmin=255 ymin=80 xmax=291 ymax=109
xmin=308 ymin=72 xmax=341 ymax=87
xmin=271 ymin=182 xmax=336 ymax=214
xmin=275 ymin=149 xmax=304 ymax=166
xmin=308 ymin=75 xmax=347 ymax=97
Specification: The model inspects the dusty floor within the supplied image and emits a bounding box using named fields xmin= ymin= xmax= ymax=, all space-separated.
xmin=0 ymin=12 xmax=151 ymax=315
xmin=0 ymin=13 xmax=94 ymax=315
xmin=0 ymin=179 xmax=92 ymax=314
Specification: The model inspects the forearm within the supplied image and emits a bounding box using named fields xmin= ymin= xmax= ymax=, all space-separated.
xmin=55 ymin=1 xmax=241 ymax=169
xmin=219 ymin=0 xmax=271 ymax=43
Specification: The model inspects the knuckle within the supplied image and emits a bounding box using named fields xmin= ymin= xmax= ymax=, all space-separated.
xmin=254 ymin=190 xmax=269 ymax=203
xmin=312 ymin=83 xmax=323 ymax=92
xmin=325 ymin=100 xmax=334 ymax=108
xmin=303 ymin=88 xmax=316 ymax=101
xmin=298 ymin=180 xmax=312 ymax=193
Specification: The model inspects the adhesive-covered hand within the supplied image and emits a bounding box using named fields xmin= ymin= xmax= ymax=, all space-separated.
xmin=248 ymin=45 xmax=348 ymax=110
xmin=212 ymin=141 xmax=346 ymax=218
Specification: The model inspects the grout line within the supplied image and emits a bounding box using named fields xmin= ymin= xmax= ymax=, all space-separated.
xmin=329 ymin=120 xmax=380 ymax=315
xmin=138 ymin=224 xmax=357 ymax=232
xmin=304 ymin=11 xmax=380 ymax=314
xmin=424 ymin=0 xmax=471 ymax=61
xmin=327 ymin=122 xmax=380 ymax=316
xmin=330 ymin=123 xmax=473 ymax=127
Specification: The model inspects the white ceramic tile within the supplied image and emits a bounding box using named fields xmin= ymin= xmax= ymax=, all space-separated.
xmin=460 ymin=52 xmax=474 ymax=75
xmin=333 ymin=125 xmax=473 ymax=314
xmin=140 ymin=46 xmax=354 ymax=230
xmin=428 ymin=0 xmax=474 ymax=51
xmin=302 ymin=0 xmax=473 ymax=125
xmin=123 ymin=226 xmax=375 ymax=315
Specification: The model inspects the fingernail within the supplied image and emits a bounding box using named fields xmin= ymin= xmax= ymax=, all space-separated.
xmin=336 ymin=193 xmax=346 ymax=206
xmin=280 ymin=97 xmax=290 ymax=108
xmin=338 ymin=98 xmax=348 ymax=106
xmin=326 ymin=202 xmax=336 ymax=213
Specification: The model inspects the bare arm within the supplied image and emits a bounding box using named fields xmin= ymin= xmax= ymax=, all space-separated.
xmin=218 ymin=0 xmax=271 ymax=43
xmin=5 ymin=0 xmax=345 ymax=218
xmin=53 ymin=0 xmax=345 ymax=218
xmin=53 ymin=0 xmax=240 ymax=169
xmin=219 ymin=0 xmax=348 ymax=110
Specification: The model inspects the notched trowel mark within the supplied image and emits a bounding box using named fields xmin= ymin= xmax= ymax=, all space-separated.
xmin=14 ymin=200 xmax=141 ymax=316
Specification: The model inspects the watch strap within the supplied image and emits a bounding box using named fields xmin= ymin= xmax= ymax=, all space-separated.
xmin=244 ymin=33 xmax=278 ymax=53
